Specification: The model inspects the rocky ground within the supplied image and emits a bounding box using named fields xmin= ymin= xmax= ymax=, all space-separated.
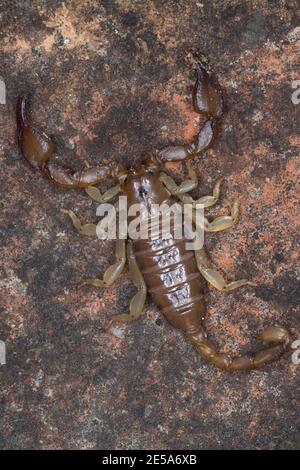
xmin=0 ymin=0 xmax=299 ymax=450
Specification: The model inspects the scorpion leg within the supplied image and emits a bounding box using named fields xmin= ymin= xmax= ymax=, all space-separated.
xmin=85 ymin=184 xmax=121 ymax=203
xmin=203 ymin=200 xmax=239 ymax=232
xmin=158 ymin=64 xmax=223 ymax=163
xmin=173 ymin=162 xmax=198 ymax=194
xmin=61 ymin=209 xmax=97 ymax=237
xmin=111 ymin=242 xmax=147 ymax=323
xmin=194 ymin=178 xmax=223 ymax=208
xmin=161 ymin=170 xmax=223 ymax=208
xmin=17 ymin=94 xmax=115 ymax=188
xmin=61 ymin=185 xmax=121 ymax=237
xmin=159 ymin=161 xmax=197 ymax=196
xmin=81 ymin=238 xmax=126 ymax=287
xmin=195 ymin=247 xmax=251 ymax=292
xmin=206 ymin=199 xmax=239 ymax=232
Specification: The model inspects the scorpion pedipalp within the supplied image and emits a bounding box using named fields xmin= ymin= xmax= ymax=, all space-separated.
xmin=17 ymin=94 xmax=54 ymax=171
xmin=192 ymin=64 xmax=224 ymax=118
xmin=16 ymin=94 xmax=117 ymax=188
xmin=158 ymin=63 xmax=223 ymax=163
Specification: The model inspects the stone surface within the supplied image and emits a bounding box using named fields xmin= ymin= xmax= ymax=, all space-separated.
xmin=0 ymin=0 xmax=299 ymax=450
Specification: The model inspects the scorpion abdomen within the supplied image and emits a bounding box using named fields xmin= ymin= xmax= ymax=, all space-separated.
xmin=132 ymin=207 xmax=206 ymax=335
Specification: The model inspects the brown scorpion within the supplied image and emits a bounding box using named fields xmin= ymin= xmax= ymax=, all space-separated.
xmin=16 ymin=63 xmax=291 ymax=371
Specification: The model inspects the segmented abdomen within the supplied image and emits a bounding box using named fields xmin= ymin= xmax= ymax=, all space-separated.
xmin=132 ymin=212 xmax=206 ymax=334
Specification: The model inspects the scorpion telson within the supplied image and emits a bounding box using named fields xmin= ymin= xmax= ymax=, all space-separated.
xmin=16 ymin=63 xmax=292 ymax=371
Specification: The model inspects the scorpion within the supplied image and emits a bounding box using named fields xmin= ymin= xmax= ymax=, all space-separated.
xmin=16 ymin=63 xmax=292 ymax=371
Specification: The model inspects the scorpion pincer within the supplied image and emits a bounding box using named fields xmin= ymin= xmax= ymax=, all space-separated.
xmin=16 ymin=62 xmax=292 ymax=371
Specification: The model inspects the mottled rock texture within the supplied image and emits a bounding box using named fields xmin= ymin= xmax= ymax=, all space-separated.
xmin=0 ymin=0 xmax=299 ymax=450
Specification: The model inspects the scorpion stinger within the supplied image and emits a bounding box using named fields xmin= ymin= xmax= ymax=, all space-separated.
xmin=157 ymin=64 xmax=223 ymax=163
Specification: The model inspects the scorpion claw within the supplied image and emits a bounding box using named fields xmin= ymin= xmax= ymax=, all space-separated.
xmin=17 ymin=94 xmax=54 ymax=171
xmin=16 ymin=93 xmax=116 ymax=189
xmin=158 ymin=63 xmax=224 ymax=163
xmin=193 ymin=64 xmax=224 ymax=119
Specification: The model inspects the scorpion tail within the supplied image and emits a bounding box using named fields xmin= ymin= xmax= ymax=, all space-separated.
xmin=186 ymin=325 xmax=291 ymax=371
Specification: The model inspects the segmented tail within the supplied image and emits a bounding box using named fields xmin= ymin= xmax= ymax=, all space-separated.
xmin=186 ymin=325 xmax=291 ymax=371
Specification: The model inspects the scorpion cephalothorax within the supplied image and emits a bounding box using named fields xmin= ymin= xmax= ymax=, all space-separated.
xmin=16 ymin=63 xmax=291 ymax=371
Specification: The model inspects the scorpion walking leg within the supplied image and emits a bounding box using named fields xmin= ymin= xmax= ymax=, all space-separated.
xmin=112 ymin=242 xmax=147 ymax=323
xmin=17 ymin=94 xmax=115 ymax=188
xmin=160 ymin=170 xmax=223 ymax=208
xmin=61 ymin=209 xmax=97 ymax=237
xmin=194 ymin=179 xmax=223 ymax=208
xmin=85 ymin=184 xmax=121 ymax=203
xmin=204 ymin=199 xmax=239 ymax=232
xmin=159 ymin=162 xmax=198 ymax=196
xmin=192 ymin=200 xmax=239 ymax=233
xmin=195 ymin=247 xmax=251 ymax=292
xmin=81 ymin=238 xmax=126 ymax=287
xmin=61 ymin=184 xmax=121 ymax=237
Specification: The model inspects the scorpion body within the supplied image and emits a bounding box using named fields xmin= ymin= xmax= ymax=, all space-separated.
xmin=125 ymin=168 xmax=206 ymax=333
xmin=16 ymin=62 xmax=291 ymax=371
